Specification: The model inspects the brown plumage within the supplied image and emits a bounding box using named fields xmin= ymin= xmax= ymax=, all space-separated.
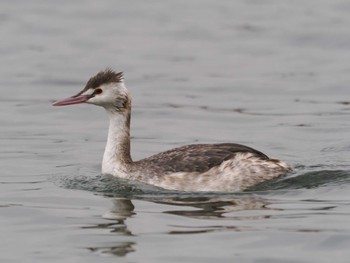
xmin=53 ymin=69 xmax=292 ymax=192
xmin=134 ymin=143 xmax=269 ymax=174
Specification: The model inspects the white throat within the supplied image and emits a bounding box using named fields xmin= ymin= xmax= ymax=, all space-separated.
xmin=102 ymin=108 xmax=132 ymax=177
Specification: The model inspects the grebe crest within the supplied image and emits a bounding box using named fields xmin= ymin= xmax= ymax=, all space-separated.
xmin=53 ymin=69 xmax=292 ymax=192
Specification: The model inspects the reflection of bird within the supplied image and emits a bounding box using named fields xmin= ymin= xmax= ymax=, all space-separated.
xmin=103 ymin=198 xmax=135 ymax=221
xmin=53 ymin=69 xmax=291 ymax=191
xmin=157 ymin=196 xmax=273 ymax=219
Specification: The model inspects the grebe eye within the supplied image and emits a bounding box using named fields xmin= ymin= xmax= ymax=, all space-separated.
xmin=94 ymin=88 xmax=103 ymax=95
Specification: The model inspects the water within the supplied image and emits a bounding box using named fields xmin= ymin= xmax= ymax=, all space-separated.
xmin=1 ymin=0 xmax=350 ymax=262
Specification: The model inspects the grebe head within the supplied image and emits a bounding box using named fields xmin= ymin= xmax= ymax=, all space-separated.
xmin=53 ymin=69 xmax=130 ymax=111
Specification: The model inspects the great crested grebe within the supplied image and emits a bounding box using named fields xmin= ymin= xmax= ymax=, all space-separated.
xmin=53 ymin=69 xmax=291 ymax=192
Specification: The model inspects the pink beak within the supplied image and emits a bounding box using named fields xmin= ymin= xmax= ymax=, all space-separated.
xmin=52 ymin=95 xmax=90 ymax=106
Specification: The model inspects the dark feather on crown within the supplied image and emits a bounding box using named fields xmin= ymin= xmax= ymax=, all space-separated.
xmin=86 ymin=69 xmax=124 ymax=89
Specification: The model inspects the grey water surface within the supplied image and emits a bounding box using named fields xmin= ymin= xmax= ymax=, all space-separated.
xmin=1 ymin=1 xmax=350 ymax=262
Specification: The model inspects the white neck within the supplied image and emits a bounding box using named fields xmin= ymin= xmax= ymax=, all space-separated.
xmin=102 ymin=108 xmax=132 ymax=177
